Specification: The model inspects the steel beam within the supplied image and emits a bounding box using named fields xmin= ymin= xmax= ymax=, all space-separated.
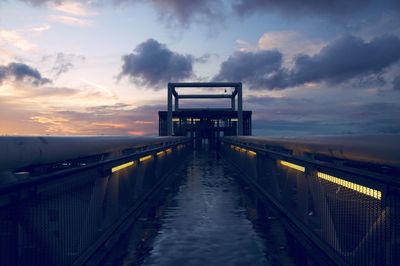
xmin=167 ymin=84 xmax=173 ymax=135
xmin=178 ymin=94 xmax=232 ymax=99
xmin=0 ymin=136 xmax=189 ymax=173
xmin=175 ymin=96 xmax=179 ymax=111
xmin=237 ymin=83 xmax=243 ymax=135
xmin=169 ymin=82 xmax=241 ymax=88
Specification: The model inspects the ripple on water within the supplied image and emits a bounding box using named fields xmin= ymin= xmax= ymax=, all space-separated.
xmin=141 ymin=152 xmax=270 ymax=266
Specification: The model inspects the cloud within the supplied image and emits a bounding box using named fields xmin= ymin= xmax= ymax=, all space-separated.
xmin=80 ymin=78 xmax=115 ymax=97
xmin=42 ymin=52 xmax=85 ymax=78
xmin=45 ymin=103 xmax=163 ymax=135
xmin=0 ymin=30 xmax=36 ymax=52
xmin=194 ymin=53 xmax=217 ymax=64
xmin=20 ymin=1 xmax=96 ymax=26
xmin=16 ymin=0 xmax=49 ymax=5
xmin=28 ymin=86 xmax=79 ymax=97
xmin=15 ymin=0 xmax=400 ymax=30
xmin=213 ymin=50 xmax=287 ymax=89
xmin=393 ymin=75 xmax=400 ymax=90
xmin=119 ymin=38 xmax=194 ymax=88
xmin=48 ymin=15 xmax=92 ymax=27
xmin=48 ymin=1 xmax=96 ymax=16
xmin=117 ymin=0 xmax=224 ymax=27
xmin=30 ymin=24 xmax=51 ymax=32
xmin=23 ymin=0 xmax=223 ymax=27
xmin=214 ymin=34 xmax=400 ymax=90
xmin=256 ymin=32 xmax=325 ymax=66
xmin=0 ymin=62 xmax=51 ymax=86
xmin=290 ymin=34 xmax=400 ymax=85
xmin=233 ymin=0 xmax=400 ymax=17
xmin=246 ymin=95 xmax=400 ymax=136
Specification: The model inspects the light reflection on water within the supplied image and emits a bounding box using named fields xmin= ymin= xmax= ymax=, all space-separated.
xmin=104 ymin=150 xmax=294 ymax=266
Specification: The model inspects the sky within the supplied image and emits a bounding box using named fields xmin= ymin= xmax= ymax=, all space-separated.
xmin=0 ymin=0 xmax=400 ymax=136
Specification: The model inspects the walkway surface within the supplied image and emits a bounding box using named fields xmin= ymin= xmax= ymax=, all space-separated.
xmin=104 ymin=151 xmax=293 ymax=266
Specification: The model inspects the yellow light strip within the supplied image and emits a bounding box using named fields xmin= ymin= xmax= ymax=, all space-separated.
xmin=165 ymin=148 xmax=172 ymax=153
xmin=317 ymin=172 xmax=381 ymax=200
xmin=280 ymin=160 xmax=305 ymax=172
xmin=112 ymin=161 xmax=134 ymax=173
xmin=247 ymin=150 xmax=257 ymax=156
xmin=230 ymin=144 xmax=257 ymax=156
xmin=139 ymin=155 xmax=152 ymax=162
xmin=156 ymin=151 xmax=165 ymax=156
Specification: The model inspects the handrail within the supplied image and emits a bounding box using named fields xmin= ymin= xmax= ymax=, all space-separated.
xmin=224 ymin=135 xmax=400 ymax=169
xmin=220 ymin=136 xmax=400 ymax=265
xmin=0 ymin=136 xmax=191 ymax=192
xmin=0 ymin=136 xmax=188 ymax=172
xmin=222 ymin=138 xmax=398 ymax=187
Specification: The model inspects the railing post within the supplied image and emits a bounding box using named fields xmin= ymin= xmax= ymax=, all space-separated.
xmin=237 ymin=83 xmax=243 ymax=136
xmin=167 ymin=83 xmax=173 ymax=136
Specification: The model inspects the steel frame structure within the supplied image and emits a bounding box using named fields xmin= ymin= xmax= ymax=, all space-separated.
xmin=167 ymin=82 xmax=243 ymax=136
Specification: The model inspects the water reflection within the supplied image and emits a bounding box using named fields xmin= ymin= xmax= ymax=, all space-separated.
xmin=103 ymin=151 xmax=294 ymax=266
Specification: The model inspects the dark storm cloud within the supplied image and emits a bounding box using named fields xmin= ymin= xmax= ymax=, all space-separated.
xmin=115 ymin=0 xmax=224 ymax=26
xmin=290 ymin=34 xmax=400 ymax=86
xmin=0 ymin=62 xmax=51 ymax=86
xmin=119 ymin=38 xmax=194 ymax=88
xmin=213 ymin=50 xmax=287 ymax=89
xmin=19 ymin=0 xmax=224 ymax=26
xmin=233 ymin=0 xmax=400 ymax=17
xmin=214 ymin=35 xmax=400 ymax=90
xmin=17 ymin=0 xmax=400 ymax=27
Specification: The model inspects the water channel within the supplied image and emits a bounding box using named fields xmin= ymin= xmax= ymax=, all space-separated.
xmin=103 ymin=150 xmax=295 ymax=266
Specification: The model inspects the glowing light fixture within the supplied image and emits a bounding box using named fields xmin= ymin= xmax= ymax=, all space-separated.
xmin=112 ymin=161 xmax=134 ymax=173
xmin=165 ymin=148 xmax=172 ymax=153
xmin=157 ymin=151 xmax=165 ymax=156
xmin=280 ymin=160 xmax=305 ymax=172
xmin=139 ymin=155 xmax=152 ymax=162
xmin=247 ymin=150 xmax=257 ymax=156
xmin=230 ymin=144 xmax=256 ymax=156
xmin=317 ymin=172 xmax=381 ymax=200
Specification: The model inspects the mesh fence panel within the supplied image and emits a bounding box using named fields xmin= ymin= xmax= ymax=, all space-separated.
xmin=221 ymin=141 xmax=399 ymax=265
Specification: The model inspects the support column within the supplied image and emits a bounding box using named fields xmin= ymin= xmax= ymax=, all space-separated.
xmin=237 ymin=83 xmax=243 ymax=136
xmin=231 ymin=95 xmax=235 ymax=110
xmin=175 ymin=95 xmax=179 ymax=111
xmin=167 ymin=83 xmax=173 ymax=136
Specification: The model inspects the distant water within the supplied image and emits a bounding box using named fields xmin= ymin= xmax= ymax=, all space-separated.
xmin=103 ymin=150 xmax=294 ymax=266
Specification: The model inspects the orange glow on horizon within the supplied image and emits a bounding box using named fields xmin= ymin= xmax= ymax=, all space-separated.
xmin=128 ymin=131 xmax=146 ymax=136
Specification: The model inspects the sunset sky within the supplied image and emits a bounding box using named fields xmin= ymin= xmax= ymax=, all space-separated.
xmin=1 ymin=0 xmax=400 ymax=136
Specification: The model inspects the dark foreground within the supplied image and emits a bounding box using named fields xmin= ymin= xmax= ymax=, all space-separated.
xmin=103 ymin=150 xmax=295 ymax=266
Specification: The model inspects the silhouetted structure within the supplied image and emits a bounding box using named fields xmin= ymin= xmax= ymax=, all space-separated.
xmin=159 ymin=82 xmax=252 ymax=145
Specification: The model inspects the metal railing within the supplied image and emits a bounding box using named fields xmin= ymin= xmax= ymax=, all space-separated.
xmin=220 ymin=135 xmax=400 ymax=265
xmin=0 ymin=136 xmax=191 ymax=265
